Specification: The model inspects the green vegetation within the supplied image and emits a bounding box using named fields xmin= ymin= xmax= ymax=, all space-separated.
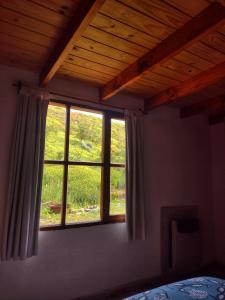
xmin=40 ymin=105 xmax=126 ymax=226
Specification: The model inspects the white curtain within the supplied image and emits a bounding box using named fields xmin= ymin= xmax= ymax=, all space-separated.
xmin=125 ymin=110 xmax=146 ymax=240
xmin=1 ymin=88 xmax=49 ymax=260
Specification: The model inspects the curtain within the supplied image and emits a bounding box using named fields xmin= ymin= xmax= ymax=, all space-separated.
xmin=125 ymin=110 xmax=146 ymax=240
xmin=1 ymin=88 xmax=49 ymax=260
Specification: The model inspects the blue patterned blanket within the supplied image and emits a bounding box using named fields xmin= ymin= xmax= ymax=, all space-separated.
xmin=124 ymin=277 xmax=225 ymax=299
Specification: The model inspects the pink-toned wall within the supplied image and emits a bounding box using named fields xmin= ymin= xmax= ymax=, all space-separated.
xmin=211 ymin=123 xmax=225 ymax=264
xmin=0 ymin=65 xmax=215 ymax=300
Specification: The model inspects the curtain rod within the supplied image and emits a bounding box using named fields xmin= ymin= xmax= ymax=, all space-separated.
xmin=11 ymin=81 xmax=127 ymax=112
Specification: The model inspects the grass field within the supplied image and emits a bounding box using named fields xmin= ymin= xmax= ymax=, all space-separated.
xmin=40 ymin=198 xmax=125 ymax=226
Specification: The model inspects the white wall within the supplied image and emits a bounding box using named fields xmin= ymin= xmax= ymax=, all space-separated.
xmin=210 ymin=123 xmax=225 ymax=264
xmin=0 ymin=65 xmax=215 ymax=300
xmin=144 ymin=109 xmax=214 ymax=271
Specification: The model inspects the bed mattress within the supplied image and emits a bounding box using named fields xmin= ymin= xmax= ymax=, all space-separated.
xmin=124 ymin=276 xmax=225 ymax=299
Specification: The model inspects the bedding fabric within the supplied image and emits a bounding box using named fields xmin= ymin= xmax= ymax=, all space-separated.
xmin=124 ymin=277 xmax=225 ymax=299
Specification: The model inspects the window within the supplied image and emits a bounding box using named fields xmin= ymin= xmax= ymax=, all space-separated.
xmin=40 ymin=102 xmax=126 ymax=229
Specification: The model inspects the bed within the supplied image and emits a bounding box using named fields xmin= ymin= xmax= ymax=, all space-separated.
xmin=124 ymin=277 xmax=225 ymax=299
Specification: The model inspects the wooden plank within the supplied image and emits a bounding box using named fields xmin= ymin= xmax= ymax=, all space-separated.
xmin=145 ymin=61 xmax=225 ymax=111
xmin=0 ymin=0 xmax=69 ymax=28
xmin=62 ymin=62 xmax=113 ymax=81
xmin=124 ymin=87 xmax=155 ymax=98
xmin=152 ymin=65 xmax=191 ymax=82
xmin=143 ymin=72 xmax=181 ymax=87
xmin=101 ymin=2 xmax=225 ymax=100
xmin=65 ymin=56 xmax=119 ymax=76
xmin=180 ymin=97 xmax=225 ymax=118
xmin=0 ymin=56 xmax=39 ymax=72
xmin=40 ymin=0 xmax=105 ymax=86
xmin=0 ymin=6 xmax=62 ymax=39
xmin=0 ymin=49 xmax=42 ymax=69
xmin=162 ymin=58 xmax=201 ymax=77
xmin=69 ymin=47 xmax=128 ymax=70
xmin=76 ymin=37 xmax=137 ymax=63
xmin=0 ymin=32 xmax=50 ymax=56
xmin=174 ymin=50 xmax=214 ymax=71
xmin=186 ymin=41 xmax=225 ymax=64
xmin=90 ymin=12 xmax=159 ymax=49
xmin=119 ymin=0 xmax=190 ymax=28
xmin=31 ymin=0 xmax=80 ymax=17
xmin=138 ymin=76 xmax=173 ymax=91
xmin=0 ymin=43 xmax=45 ymax=62
xmin=164 ymin=0 xmax=209 ymax=17
xmin=84 ymin=26 xmax=149 ymax=57
xmin=202 ymin=31 xmax=225 ymax=54
xmin=99 ymin=0 xmax=173 ymax=39
xmin=0 ymin=21 xmax=55 ymax=48
xmin=218 ymin=23 xmax=225 ymax=36
xmin=125 ymin=81 xmax=159 ymax=95
xmin=58 ymin=68 xmax=106 ymax=86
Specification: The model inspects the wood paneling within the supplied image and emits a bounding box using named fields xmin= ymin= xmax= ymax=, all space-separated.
xmin=59 ymin=66 xmax=111 ymax=85
xmin=76 ymin=37 xmax=137 ymax=63
xmin=31 ymin=0 xmax=80 ymax=17
xmin=62 ymin=62 xmax=112 ymax=81
xmin=0 ymin=0 xmax=70 ymax=28
xmin=65 ymin=56 xmax=119 ymax=76
xmin=101 ymin=3 xmax=225 ymax=100
xmin=0 ymin=0 xmax=224 ymax=107
xmin=119 ymin=0 xmax=190 ymax=28
xmin=0 ymin=6 xmax=62 ymax=39
xmin=186 ymin=41 xmax=225 ymax=64
xmin=145 ymin=61 xmax=225 ymax=111
xmin=69 ymin=47 xmax=128 ymax=70
xmin=164 ymin=0 xmax=209 ymax=17
xmin=90 ymin=13 xmax=159 ymax=49
xmin=0 ymin=21 xmax=55 ymax=48
xmin=99 ymin=0 xmax=173 ymax=39
xmin=83 ymin=26 xmax=149 ymax=57
xmin=0 ymin=32 xmax=50 ymax=56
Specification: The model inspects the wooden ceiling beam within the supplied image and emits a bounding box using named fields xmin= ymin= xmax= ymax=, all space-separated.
xmin=40 ymin=0 xmax=105 ymax=86
xmin=145 ymin=61 xmax=225 ymax=111
xmin=180 ymin=96 xmax=225 ymax=118
xmin=100 ymin=2 xmax=225 ymax=101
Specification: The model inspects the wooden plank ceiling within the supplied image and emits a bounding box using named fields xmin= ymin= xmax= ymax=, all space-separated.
xmin=1 ymin=0 xmax=225 ymax=121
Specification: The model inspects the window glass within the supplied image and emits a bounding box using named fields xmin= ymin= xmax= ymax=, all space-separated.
xmin=111 ymin=119 xmax=126 ymax=164
xmin=44 ymin=104 xmax=66 ymax=160
xmin=69 ymin=108 xmax=103 ymax=162
xmin=40 ymin=164 xmax=64 ymax=226
xmin=66 ymin=166 xmax=101 ymax=224
xmin=110 ymin=167 xmax=126 ymax=215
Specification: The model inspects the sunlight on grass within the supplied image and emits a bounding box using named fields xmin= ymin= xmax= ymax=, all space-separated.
xmin=40 ymin=199 xmax=126 ymax=225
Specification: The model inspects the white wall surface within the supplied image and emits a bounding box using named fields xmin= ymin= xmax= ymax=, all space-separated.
xmin=210 ymin=123 xmax=225 ymax=264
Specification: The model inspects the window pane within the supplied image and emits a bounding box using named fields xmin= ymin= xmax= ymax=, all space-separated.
xmin=66 ymin=166 xmax=101 ymax=224
xmin=110 ymin=167 xmax=126 ymax=215
xmin=40 ymin=165 xmax=64 ymax=226
xmin=69 ymin=108 xmax=103 ymax=162
xmin=111 ymin=119 xmax=125 ymax=164
xmin=44 ymin=104 xmax=66 ymax=160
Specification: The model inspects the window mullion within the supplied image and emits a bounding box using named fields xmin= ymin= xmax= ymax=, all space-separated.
xmin=101 ymin=113 xmax=111 ymax=222
xmin=61 ymin=105 xmax=70 ymax=226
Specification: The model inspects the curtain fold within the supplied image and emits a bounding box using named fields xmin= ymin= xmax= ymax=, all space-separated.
xmin=1 ymin=90 xmax=49 ymax=260
xmin=125 ymin=110 xmax=146 ymax=240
